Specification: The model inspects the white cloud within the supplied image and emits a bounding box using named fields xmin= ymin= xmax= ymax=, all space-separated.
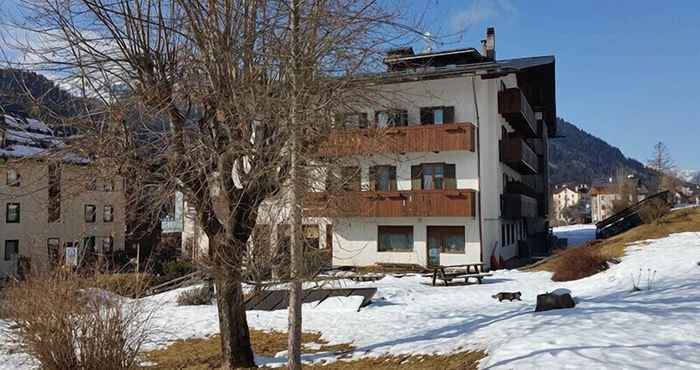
xmin=449 ymin=0 xmax=516 ymax=33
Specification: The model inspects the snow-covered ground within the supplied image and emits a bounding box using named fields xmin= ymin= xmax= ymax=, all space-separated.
xmin=553 ymin=224 xmax=597 ymax=247
xmin=3 ymin=232 xmax=700 ymax=369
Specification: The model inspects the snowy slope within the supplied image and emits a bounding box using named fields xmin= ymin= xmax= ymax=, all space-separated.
xmin=2 ymin=232 xmax=700 ymax=369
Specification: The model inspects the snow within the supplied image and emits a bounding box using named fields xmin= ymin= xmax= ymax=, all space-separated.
xmin=553 ymin=224 xmax=597 ymax=247
xmin=3 ymin=232 xmax=700 ymax=369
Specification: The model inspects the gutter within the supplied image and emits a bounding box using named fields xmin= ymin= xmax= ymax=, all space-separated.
xmin=471 ymin=76 xmax=485 ymax=264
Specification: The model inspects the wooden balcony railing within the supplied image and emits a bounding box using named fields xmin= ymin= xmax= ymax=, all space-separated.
xmin=319 ymin=123 xmax=475 ymax=156
xmin=305 ymin=189 xmax=476 ymax=218
xmin=498 ymin=88 xmax=537 ymax=137
xmin=501 ymin=193 xmax=538 ymax=219
xmin=500 ymin=137 xmax=538 ymax=174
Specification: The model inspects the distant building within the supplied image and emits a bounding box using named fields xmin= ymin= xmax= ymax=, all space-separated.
xmin=0 ymin=114 xmax=126 ymax=277
xmin=590 ymin=177 xmax=648 ymax=223
xmin=552 ymin=183 xmax=590 ymax=225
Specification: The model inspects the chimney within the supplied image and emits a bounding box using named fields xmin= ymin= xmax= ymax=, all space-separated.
xmin=485 ymin=27 xmax=496 ymax=60
xmin=480 ymin=39 xmax=487 ymax=57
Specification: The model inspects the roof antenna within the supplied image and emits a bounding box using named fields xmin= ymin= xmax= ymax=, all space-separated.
xmin=421 ymin=32 xmax=433 ymax=53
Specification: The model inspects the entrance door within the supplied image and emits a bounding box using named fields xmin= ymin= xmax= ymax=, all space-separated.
xmin=427 ymin=229 xmax=441 ymax=267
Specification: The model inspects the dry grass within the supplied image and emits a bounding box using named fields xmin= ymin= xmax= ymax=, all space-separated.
xmin=527 ymin=207 xmax=700 ymax=280
xmin=2 ymin=272 xmax=155 ymax=370
xmin=548 ymin=246 xmax=609 ymax=281
xmin=142 ymin=330 xmax=484 ymax=370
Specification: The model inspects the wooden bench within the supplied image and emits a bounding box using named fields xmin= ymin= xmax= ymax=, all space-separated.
xmin=430 ymin=263 xmax=492 ymax=286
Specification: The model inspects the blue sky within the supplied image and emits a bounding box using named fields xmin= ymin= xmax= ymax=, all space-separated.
xmin=413 ymin=0 xmax=700 ymax=169
xmin=1 ymin=0 xmax=698 ymax=169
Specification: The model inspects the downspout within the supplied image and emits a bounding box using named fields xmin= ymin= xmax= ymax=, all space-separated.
xmin=471 ymin=76 xmax=485 ymax=264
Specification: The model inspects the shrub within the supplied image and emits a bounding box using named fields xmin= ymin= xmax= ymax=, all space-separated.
xmin=176 ymin=286 xmax=212 ymax=306
xmin=639 ymin=198 xmax=671 ymax=225
xmin=1 ymin=272 xmax=155 ymax=370
xmin=161 ymin=260 xmax=195 ymax=281
xmin=551 ymin=245 xmax=610 ymax=282
xmin=93 ymin=273 xmax=153 ymax=298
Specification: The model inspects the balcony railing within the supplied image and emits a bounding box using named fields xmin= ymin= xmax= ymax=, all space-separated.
xmin=498 ymin=88 xmax=537 ymax=137
xmin=500 ymin=137 xmax=538 ymax=174
xmin=319 ymin=123 xmax=475 ymax=156
xmin=305 ymin=189 xmax=476 ymax=218
xmin=501 ymin=193 xmax=538 ymax=219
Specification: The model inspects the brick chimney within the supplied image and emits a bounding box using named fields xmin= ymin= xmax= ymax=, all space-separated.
xmin=485 ymin=27 xmax=496 ymax=60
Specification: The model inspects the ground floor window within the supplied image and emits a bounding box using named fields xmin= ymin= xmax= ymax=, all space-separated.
xmin=427 ymin=226 xmax=466 ymax=254
xmin=47 ymin=238 xmax=60 ymax=265
xmin=378 ymin=226 xmax=413 ymax=252
xmin=4 ymin=240 xmax=19 ymax=261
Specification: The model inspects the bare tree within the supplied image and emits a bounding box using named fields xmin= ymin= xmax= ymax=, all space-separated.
xmin=647 ymin=141 xmax=676 ymax=175
xmin=10 ymin=0 xmax=419 ymax=368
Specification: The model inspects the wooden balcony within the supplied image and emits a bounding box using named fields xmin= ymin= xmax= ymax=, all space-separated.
xmin=320 ymin=123 xmax=475 ymax=157
xmin=500 ymin=137 xmax=538 ymax=174
xmin=305 ymin=189 xmax=476 ymax=218
xmin=498 ymin=88 xmax=537 ymax=137
xmin=501 ymin=193 xmax=538 ymax=219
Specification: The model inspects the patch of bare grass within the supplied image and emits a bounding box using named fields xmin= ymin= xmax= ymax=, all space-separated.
xmin=142 ymin=331 xmax=484 ymax=370
xmin=142 ymin=330 xmax=354 ymax=369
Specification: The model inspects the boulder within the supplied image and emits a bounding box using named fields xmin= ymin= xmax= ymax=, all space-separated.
xmin=535 ymin=289 xmax=576 ymax=312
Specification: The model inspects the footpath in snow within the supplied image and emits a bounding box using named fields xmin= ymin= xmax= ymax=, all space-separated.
xmin=2 ymin=232 xmax=700 ymax=369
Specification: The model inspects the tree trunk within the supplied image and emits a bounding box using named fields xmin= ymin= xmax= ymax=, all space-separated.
xmin=287 ymin=1 xmax=303 ymax=367
xmin=214 ymin=268 xmax=256 ymax=369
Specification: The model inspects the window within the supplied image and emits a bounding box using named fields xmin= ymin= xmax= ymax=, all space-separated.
xmin=103 ymin=205 xmax=114 ymax=222
xmin=326 ymin=166 xmax=361 ymax=192
xmin=6 ymin=169 xmax=19 ymax=187
xmin=103 ymin=179 xmax=114 ymax=192
xmin=428 ymin=226 xmax=465 ymax=254
xmin=48 ymin=163 xmax=61 ymax=222
xmin=303 ymin=225 xmax=320 ymax=249
xmin=4 ymin=240 xmax=18 ymax=261
xmin=375 ymin=109 xmax=408 ymax=128
xmin=370 ymin=165 xmax=397 ymax=192
xmin=85 ymin=205 xmax=96 ymax=223
xmin=378 ymin=226 xmax=413 ymax=252
xmin=87 ymin=178 xmax=97 ymax=191
xmin=47 ymin=238 xmax=60 ymax=266
xmin=336 ymin=112 xmax=368 ymax=129
xmin=6 ymin=203 xmax=20 ymax=223
xmin=411 ymin=163 xmax=456 ymax=191
xmin=501 ymin=224 xmax=506 ymax=247
xmin=420 ymin=106 xmax=455 ymax=125
xmin=102 ymin=236 xmax=113 ymax=254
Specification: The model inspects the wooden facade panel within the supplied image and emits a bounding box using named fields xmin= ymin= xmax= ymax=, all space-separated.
xmin=320 ymin=123 xmax=475 ymax=156
xmin=500 ymin=137 xmax=538 ymax=175
xmin=305 ymin=189 xmax=476 ymax=218
xmin=498 ymin=88 xmax=537 ymax=137
xmin=501 ymin=193 xmax=538 ymax=219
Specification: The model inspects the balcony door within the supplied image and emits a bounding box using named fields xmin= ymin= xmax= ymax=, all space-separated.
xmin=427 ymin=226 xmax=466 ymax=267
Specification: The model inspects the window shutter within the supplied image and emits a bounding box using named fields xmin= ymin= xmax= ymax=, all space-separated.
xmin=399 ymin=110 xmax=408 ymax=126
xmin=444 ymin=164 xmax=457 ymax=189
xmin=443 ymin=106 xmax=455 ymax=124
xmin=420 ymin=108 xmax=433 ymax=125
xmin=369 ymin=166 xmax=377 ymax=191
xmin=389 ymin=166 xmax=397 ymax=191
xmin=334 ymin=113 xmax=344 ymax=128
xmin=411 ymin=165 xmax=421 ymax=190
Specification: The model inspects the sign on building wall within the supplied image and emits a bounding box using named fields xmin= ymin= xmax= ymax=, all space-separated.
xmin=65 ymin=247 xmax=78 ymax=267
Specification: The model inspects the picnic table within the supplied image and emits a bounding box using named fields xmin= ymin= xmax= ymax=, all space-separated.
xmin=428 ymin=263 xmax=492 ymax=286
